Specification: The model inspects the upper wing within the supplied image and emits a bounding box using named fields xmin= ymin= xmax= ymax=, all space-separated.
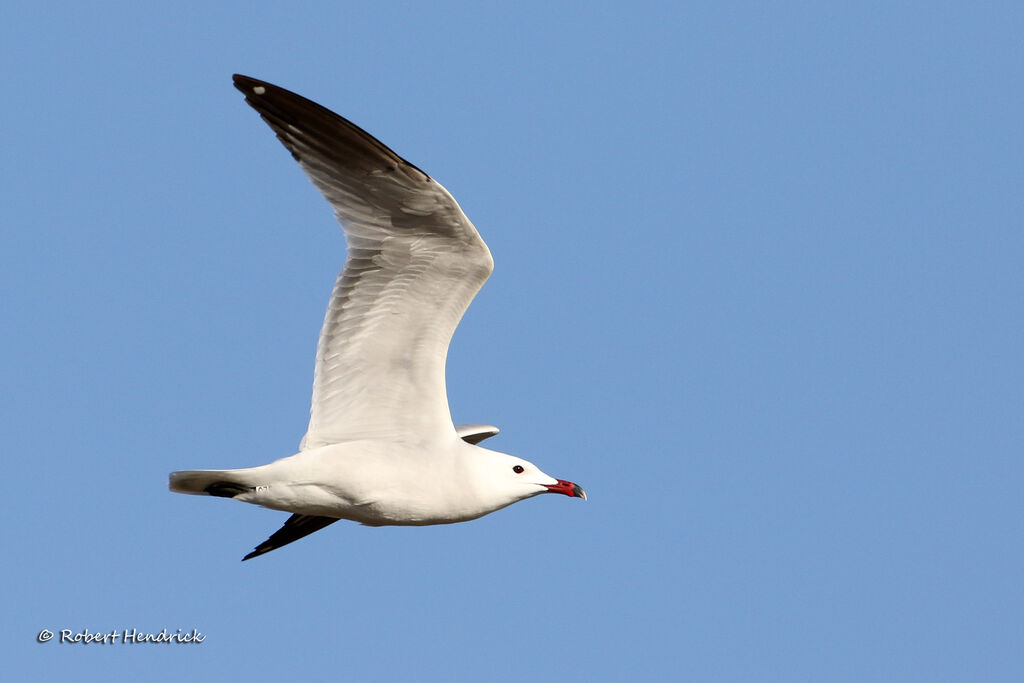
xmin=233 ymin=75 xmax=493 ymax=448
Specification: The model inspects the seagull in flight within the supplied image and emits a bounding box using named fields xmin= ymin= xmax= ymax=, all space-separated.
xmin=170 ymin=75 xmax=585 ymax=560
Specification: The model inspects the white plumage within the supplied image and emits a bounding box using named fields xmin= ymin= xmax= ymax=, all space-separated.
xmin=169 ymin=75 xmax=584 ymax=560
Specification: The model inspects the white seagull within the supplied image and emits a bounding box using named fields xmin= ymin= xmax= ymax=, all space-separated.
xmin=170 ymin=75 xmax=585 ymax=560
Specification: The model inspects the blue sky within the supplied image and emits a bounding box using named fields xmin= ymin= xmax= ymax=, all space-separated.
xmin=3 ymin=1 xmax=1023 ymax=680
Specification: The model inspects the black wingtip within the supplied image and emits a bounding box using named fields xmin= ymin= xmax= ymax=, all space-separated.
xmin=239 ymin=514 xmax=341 ymax=561
xmin=227 ymin=73 xmax=431 ymax=181
xmin=232 ymin=74 xmax=281 ymax=104
xmin=241 ymin=548 xmax=263 ymax=562
xmin=232 ymin=73 xmax=265 ymax=94
xmin=241 ymin=536 xmax=286 ymax=562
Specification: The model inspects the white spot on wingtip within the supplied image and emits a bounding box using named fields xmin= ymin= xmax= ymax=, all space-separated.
xmin=252 ymin=86 xmax=266 ymax=95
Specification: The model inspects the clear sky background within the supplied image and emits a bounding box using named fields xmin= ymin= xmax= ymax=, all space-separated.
xmin=3 ymin=1 xmax=1022 ymax=680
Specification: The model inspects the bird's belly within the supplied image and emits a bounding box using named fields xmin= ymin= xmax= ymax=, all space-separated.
xmin=349 ymin=498 xmax=490 ymax=526
xmin=236 ymin=441 xmax=490 ymax=525
xmin=241 ymin=479 xmax=485 ymax=526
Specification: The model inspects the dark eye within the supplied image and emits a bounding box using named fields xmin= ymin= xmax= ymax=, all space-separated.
xmin=513 ymin=465 xmax=524 ymax=474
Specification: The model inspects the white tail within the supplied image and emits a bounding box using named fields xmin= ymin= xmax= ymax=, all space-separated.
xmin=169 ymin=469 xmax=258 ymax=497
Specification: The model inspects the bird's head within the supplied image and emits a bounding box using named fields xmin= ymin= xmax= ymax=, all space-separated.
xmin=473 ymin=448 xmax=586 ymax=507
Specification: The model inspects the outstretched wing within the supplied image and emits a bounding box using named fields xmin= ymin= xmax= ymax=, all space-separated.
xmin=233 ymin=75 xmax=493 ymax=448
